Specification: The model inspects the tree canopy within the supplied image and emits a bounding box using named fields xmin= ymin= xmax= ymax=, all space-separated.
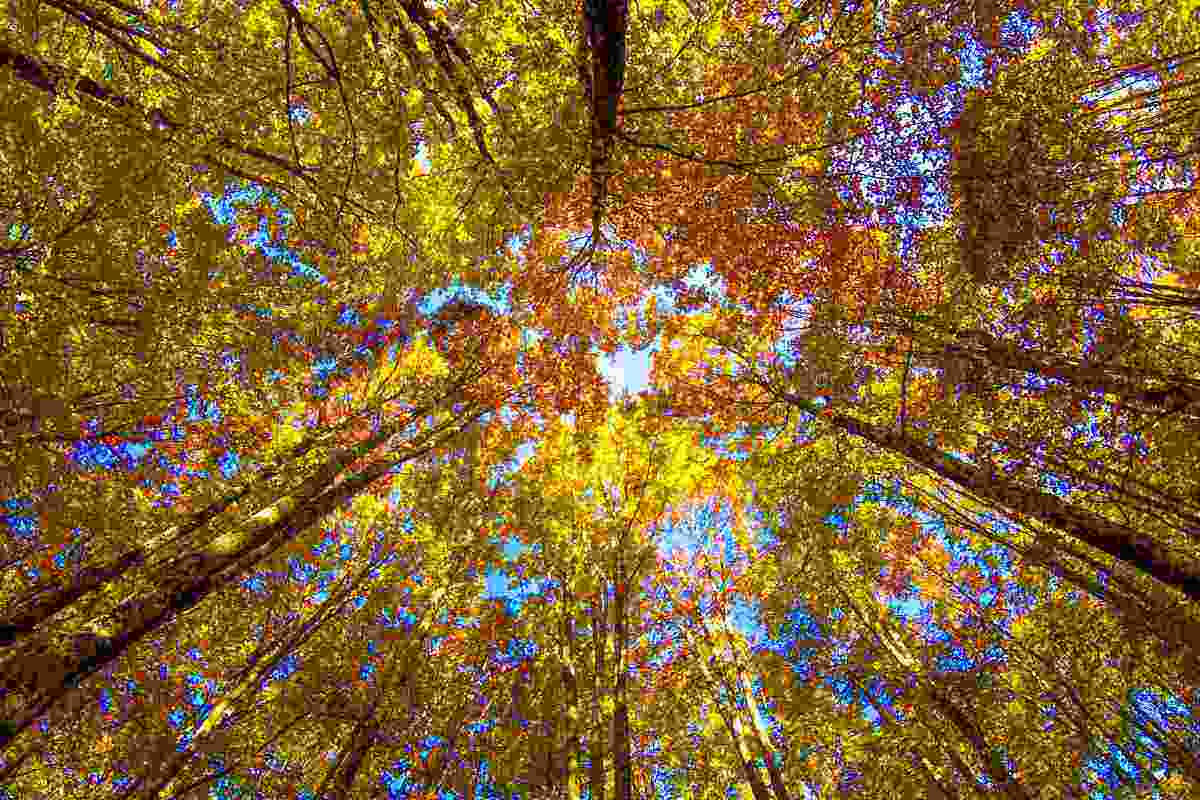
xmin=2 ymin=0 xmax=1200 ymax=797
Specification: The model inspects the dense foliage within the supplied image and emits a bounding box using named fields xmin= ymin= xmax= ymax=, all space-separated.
xmin=2 ymin=0 xmax=1199 ymax=797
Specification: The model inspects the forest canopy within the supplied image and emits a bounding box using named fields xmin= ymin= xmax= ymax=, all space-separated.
xmin=1 ymin=0 xmax=1200 ymax=797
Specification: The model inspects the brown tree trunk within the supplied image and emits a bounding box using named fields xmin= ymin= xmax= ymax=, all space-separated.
xmin=716 ymin=615 xmax=791 ymax=800
xmin=687 ymin=620 xmax=772 ymax=800
xmin=0 ymin=410 xmax=480 ymax=752
xmin=562 ymin=601 xmax=584 ymax=800
xmin=320 ymin=714 xmax=379 ymax=800
xmin=946 ymin=330 xmax=1200 ymax=416
xmin=611 ymin=566 xmax=633 ymax=800
xmin=929 ymin=690 xmax=1033 ymax=800
xmin=590 ymin=590 xmax=607 ymax=800
xmin=849 ymin=673 xmax=961 ymax=800
xmin=789 ymin=398 xmax=1200 ymax=603
xmin=0 ymin=395 xmax=423 ymax=645
xmin=134 ymin=558 xmax=379 ymax=799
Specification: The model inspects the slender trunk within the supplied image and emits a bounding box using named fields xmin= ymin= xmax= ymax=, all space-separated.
xmin=848 ymin=673 xmax=960 ymax=800
xmin=321 ymin=713 xmax=379 ymax=800
xmin=0 ymin=45 xmax=312 ymax=180
xmin=730 ymin=648 xmax=790 ymax=800
xmin=688 ymin=621 xmax=772 ymax=800
xmin=611 ymin=565 xmax=632 ymax=800
xmin=562 ymin=602 xmax=584 ymax=800
xmin=929 ymin=689 xmax=1032 ymax=800
xmin=590 ymin=590 xmax=607 ymax=800
xmin=901 ymin=475 xmax=1200 ymax=669
xmin=713 ymin=611 xmax=790 ymax=800
xmin=835 ymin=582 xmax=1030 ymax=800
xmin=135 ymin=558 xmax=379 ymax=799
xmin=319 ymin=588 xmax=448 ymax=799
xmin=788 ymin=398 xmax=1200 ymax=602
xmin=0 ymin=398 xmax=399 ymax=645
xmin=0 ymin=411 xmax=477 ymax=752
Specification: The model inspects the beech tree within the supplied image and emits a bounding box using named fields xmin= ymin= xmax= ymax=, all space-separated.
xmin=2 ymin=0 xmax=1199 ymax=797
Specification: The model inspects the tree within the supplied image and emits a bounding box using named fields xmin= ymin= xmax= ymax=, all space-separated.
xmin=4 ymin=0 xmax=1200 ymax=796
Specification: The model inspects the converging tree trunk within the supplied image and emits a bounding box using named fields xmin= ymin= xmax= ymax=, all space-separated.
xmin=0 ymin=407 xmax=484 ymax=752
xmin=780 ymin=394 xmax=1200 ymax=603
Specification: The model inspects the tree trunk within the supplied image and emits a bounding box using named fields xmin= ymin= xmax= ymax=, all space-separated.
xmin=947 ymin=329 xmax=1200 ymax=417
xmin=0 ymin=397 xmax=411 ymax=645
xmin=135 ymin=558 xmax=379 ymax=799
xmin=787 ymin=397 xmax=1200 ymax=603
xmin=836 ymin=582 xmax=1030 ymax=800
xmin=562 ymin=602 xmax=584 ymax=800
xmin=929 ymin=689 xmax=1033 ymax=800
xmin=900 ymin=474 xmax=1200 ymax=671
xmin=687 ymin=620 xmax=772 ymax=800
xmin=730 ymin=646 xmax=791 ymax=800
xmin=611 ymin=565 xmax=633 ymax=800
xmin=849 ymin=673 xmax=961 ymax=800
xmin=0 ymin=410 xmax=478 ymax=752
xmin=590 ymin=590 xmax=607 ymax=800
xmin=584 ymin=0 xmax=629 ymax=237
xmin=321 ymin=715 xmax=379 ymax=800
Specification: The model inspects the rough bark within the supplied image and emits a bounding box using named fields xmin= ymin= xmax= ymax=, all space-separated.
xmin=0 ymin=411 xmax=476 ymax=752
xmin=0 ymin=399 xmax=400 ymax=644
xmin=785 ymin=397 xmax=1200 ymax=602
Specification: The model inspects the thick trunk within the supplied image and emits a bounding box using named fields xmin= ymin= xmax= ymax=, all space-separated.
xmin=902 ymin=475 xmax=1200 ymax=669
xmin=793 ymin=399 xmax=1200 ymax=603
xmin=0 ymin=402 xmax=396 ymax=645
xmin=583 ymin=0 xmax=629 ymax=236
xmin=0 ymin=412 xmax=474 ymax=752
xmin=947 ymin=330 xmax=1200 ymax=416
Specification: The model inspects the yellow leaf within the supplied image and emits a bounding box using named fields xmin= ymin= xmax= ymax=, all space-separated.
xmin=351 ymin=493 xmax=388 ymax=522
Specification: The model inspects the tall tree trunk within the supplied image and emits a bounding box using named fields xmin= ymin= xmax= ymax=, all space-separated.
xmin=687 ymin=621 xmax=772 ymax=800
xmin=848 ymin=672 xmax=961 ymax=800
xmin=725 ymin=635 xmax=791 ymax=800
xmin=611 ymin=561 xmax=633 ymax=800
xmin=929 ymin=689 xmax=1032 ymax=800
xmin=0 ymin=410 xmax=480 ymax=752
xmin=590 ymin=589 xmax=607 ymax=800
xmin=945 ymin=329 xmax=1200 ymax=417
xmin=562 ymin=599 xmax=584 ymax=800
xmin=0 ymin=391 xmax=436 ymax=645
xmin=708 ymin=612 xmax=790 ymax=800
xmin=835 ymin=583 xmax=1031 ymax=800
xmin=782 ymin=395 xmax=1200 ymax=602
xmin=320 ymin=711 xmax=380 ymax=800
xmin=583 ymin=0 xmax=629 ymax=239
xmin=900 ymin=475 xmax=1200 ymax=672
xmin=134 ymin=558 xmax=379 ymax=799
